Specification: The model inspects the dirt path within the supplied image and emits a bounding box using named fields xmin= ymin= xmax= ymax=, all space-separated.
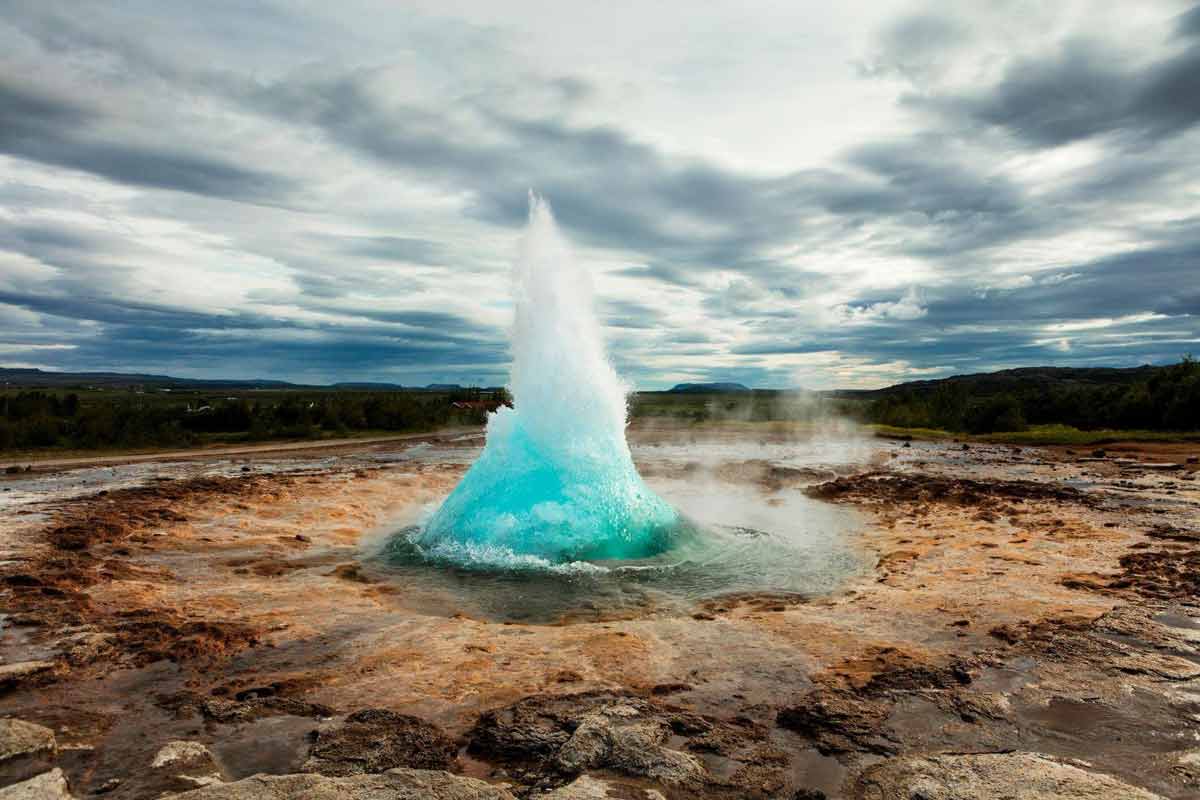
xmin=0 ymin=427 xmax=482 ymax=472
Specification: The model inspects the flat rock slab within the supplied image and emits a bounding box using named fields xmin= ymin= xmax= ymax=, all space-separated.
xmin=0 ymin=719 xmax=56 ymax=786
xmin=0 ymin=768 xmax=73 ymax=799
xmin=0 ymin=719 xmax=56 ymax=764
xmin=0 ymin=664 xmax=56 ymax=692
xmin=543 ymin=775 xmax=666 ymax=799
xmin=857 ymin=752 xmax=1164 ymax=799
xmin=164 ymin=768 xmax=516 ymax=799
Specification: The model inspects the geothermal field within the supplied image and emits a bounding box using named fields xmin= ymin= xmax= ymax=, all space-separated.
xmin=2 ymin=203 xmax=1199 ymax=800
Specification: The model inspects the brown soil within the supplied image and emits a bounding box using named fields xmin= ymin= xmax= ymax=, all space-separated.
xmin=1 ymin=429 xmax=1198 ymax=799
xmin=2 ymin=474 xmax=296 ymax=674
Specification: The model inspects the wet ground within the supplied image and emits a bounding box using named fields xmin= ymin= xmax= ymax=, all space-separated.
xmin=2 ymin=424 xmax=1199 ymax=798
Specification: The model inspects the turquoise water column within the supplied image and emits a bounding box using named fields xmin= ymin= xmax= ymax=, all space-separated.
xmin=415 ymin=195 xmax=679 ymax=565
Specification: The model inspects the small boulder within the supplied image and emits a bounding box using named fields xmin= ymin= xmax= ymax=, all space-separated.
xmin=0 ymin=719 xmax=57 ymax=785
xmin=554 ymin=703 xmax=705 ymax=786
xmin=0 ymin=768 xmax=74 ymax=799
xmin=107 ymin=740 xmax=226 ymax=797
xmin=151 ymin=741 xmax=222 ymax=778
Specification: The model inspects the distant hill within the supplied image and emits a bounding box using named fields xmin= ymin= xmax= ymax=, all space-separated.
xmin=2 ymin=364 xmax=1170 ymax=396
xmin=831 ymin=365 xmax=1162 ymax=398
xmin=0 ymin=367 xmax=503 ymax=392
xmin=0 ymin=367 xmax=301 ymax=390
xmin=330 ymin=381 xmax=405 ymax=390
xmin=667 ymin=382 xmax=751 ymax=393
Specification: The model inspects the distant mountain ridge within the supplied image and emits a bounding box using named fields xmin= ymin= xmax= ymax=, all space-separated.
xmin=0 ymin=367 xmax=302 ymax=390
xmin=667 ymin=382 xmax=751 ymax=393
xmin=0 ymin=367 xmax=415 ymax=391
xmin=2 ymin=364 xmax=1169 ymax=394
xmin=832 ymin=364 xmax=1162 ymax=397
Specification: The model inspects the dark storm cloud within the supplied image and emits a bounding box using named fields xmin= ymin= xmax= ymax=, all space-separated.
xmin=857 ymin=12 xmax=968 ymax=81
xmin=614 ymin=262 xmax=713 ymax=289
xmin=0 ymin=79 xmax=89 ymax=131
xmin=911 ymin=37 xmax=1200 ymax=147
xmin=57 ymin=327 xmax=507 ymax=378
xmin=0 ymin=286 xmax=509 ymax=380
xmin=728 ymin=227 xmax=1200 ymax=373
xmin=318 ymin=307 xmax=501 ymax=339
xmin=248 ymin=71 xmax=824 ymax=278
xmin=3 ymin=223 xmax=96 ymax=252
xmin=2 ymin=0 xmax=1198 ymax=386
xmin=1177 ymin=4 xmax=1200 ymax=38
xmin=821 ymin=139 xmax=1045 ymax=258
xmin=841 ymin=142 xmax=1023 ymax=218
xmin=0 ymin=290 xmax=272 ymax=331
xmin=251 ymin=64 xmax=1054 ymax=293
xmin=283 ymin=267 xmax=430 ymax=301
xmin=603 ymin=300 xmax=668 ymax=330
xmin=730 ymin=340 xmax=829 ymax=356
xmin=0 ymin=76 xmax=293 ymax=202
xmin=902 ymin=237 xmax=1200 ymax=330
xmin=1001 ymin=244 xmax=1200 ymax=319
xmin=336 ymin=236 xmax=448 ymax=264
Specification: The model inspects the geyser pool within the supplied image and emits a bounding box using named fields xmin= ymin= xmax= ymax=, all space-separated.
xmin=382 ymin=195 xmax=869 ymax=618
xmin=412 ymin=195 xmax=680 ymax=565
xmin=376 ymin=433 xmax=868 ymax=622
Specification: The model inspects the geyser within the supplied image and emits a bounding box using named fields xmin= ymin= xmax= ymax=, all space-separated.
xmin=415 ymin=195 xmax=680 ymax=565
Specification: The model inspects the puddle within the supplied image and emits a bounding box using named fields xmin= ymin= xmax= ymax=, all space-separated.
xmin=790 ymin=745 xmax=847 ymax=797
xmin=210 ymin=715 xmax=324 ymax=778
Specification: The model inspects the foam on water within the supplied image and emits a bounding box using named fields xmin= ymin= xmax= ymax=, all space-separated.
xmin=414 ymin=195 xmax=680 ymax=564
xmin=377 ymin=461 xmax=866 ymax=622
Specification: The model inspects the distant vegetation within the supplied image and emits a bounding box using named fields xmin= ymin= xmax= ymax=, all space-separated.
xmin=667 ymin=382 xmax=751 ymax=393
xmin=635 ymin=359 xmax=1200 ymax=437
xmin=2 ymin=359 xmax=1197 ymax=455
xmin=0 ymin=388 xmax=508 ymax=454
xmin=856 ymin=357 xmax=1199 ymax=434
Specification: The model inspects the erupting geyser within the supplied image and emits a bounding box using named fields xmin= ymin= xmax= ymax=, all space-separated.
xmin=415 ymin=194 xmax=681 ymax=565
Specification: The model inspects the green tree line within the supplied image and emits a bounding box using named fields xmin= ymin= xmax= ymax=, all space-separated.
xmin=0 ymin=389 xmax=503 ymax=452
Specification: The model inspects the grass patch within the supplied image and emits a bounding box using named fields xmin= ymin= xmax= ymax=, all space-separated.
xmin=869 ymin=425 xmax=957 ymax=441
xmin=871 ymin=423 xmax=1200 ymax=446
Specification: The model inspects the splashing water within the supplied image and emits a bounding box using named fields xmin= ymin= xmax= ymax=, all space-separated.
xmin=414 ymin=195 xmax=681 ymax=565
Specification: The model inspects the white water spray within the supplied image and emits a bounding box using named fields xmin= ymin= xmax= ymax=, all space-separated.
xmin=415 ymin=195 xmax=679 ymax=564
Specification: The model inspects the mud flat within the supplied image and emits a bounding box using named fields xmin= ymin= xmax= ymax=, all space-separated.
xmin=2 ymin=427 xmax=1199 ymax=799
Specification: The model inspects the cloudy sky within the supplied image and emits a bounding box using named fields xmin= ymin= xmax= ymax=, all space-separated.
xmin=1 ymin=1 xmax=1198 ymax=388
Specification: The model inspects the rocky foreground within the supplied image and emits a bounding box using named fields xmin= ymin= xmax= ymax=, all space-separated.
xmin=1 ymin=431 xmax=1198 ymax=799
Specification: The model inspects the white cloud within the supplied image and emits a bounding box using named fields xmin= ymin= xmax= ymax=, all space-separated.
xmin=834 ymin=287 xmax=928 ymax=324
